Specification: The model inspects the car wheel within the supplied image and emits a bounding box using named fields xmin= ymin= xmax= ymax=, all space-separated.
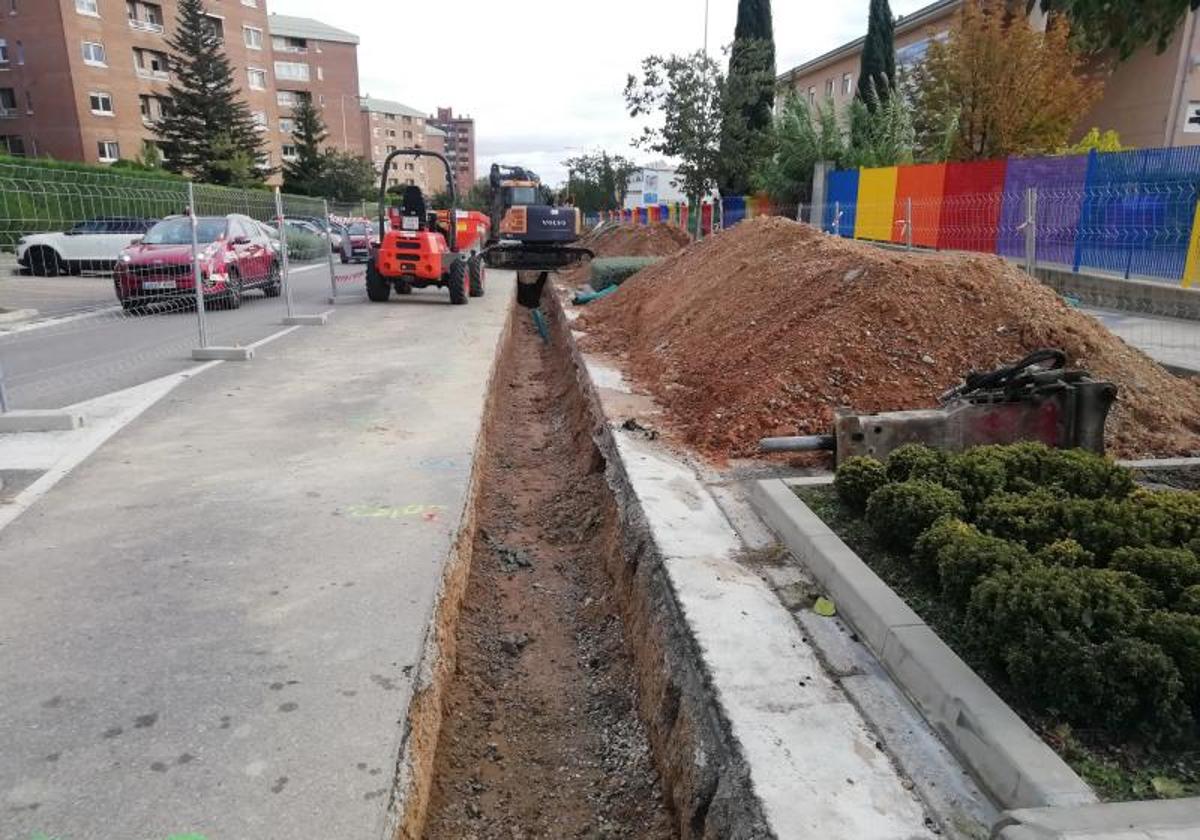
xmin=366 ymin=261 xmax=390 ymax=302
xmin=29 ymin=247 xmax=63 ymax=277
xmin=469 ymin=256 xmax=485 ymax=298
xmin=223 ymin=271 xmax=244 ymax=310
xmin=447 ymin=258 xmax=468 ymax=305
xmin=340 ymin=252 xmax=349 ymax=264
xmin=263 ymin=262 xmax=282 ymax=297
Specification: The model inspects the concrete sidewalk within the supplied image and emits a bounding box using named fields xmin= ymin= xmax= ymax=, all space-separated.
xmin=0 ymin=283 xmax=511 ymax=839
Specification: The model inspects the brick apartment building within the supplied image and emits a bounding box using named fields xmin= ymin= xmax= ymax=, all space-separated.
xmin=429 ymin=106 xmax=475 ymax=195
xmin=778 ymin=0 xmax=1200 ymax=150
xmin=360 ymin=96 xmax=442 ymax=195
xmin=0 ymin=1 xmax=363 ymax=178
xmin=266 ymin=14 xmax=362 ymax=159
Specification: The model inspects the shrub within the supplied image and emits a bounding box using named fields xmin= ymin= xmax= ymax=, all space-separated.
xmin=1003 ymin=633 xmax=1188 ymax=739
xmin=975 ymin=490 xmax=1064 ymax=549
xmin=866 ymin=479 xmax=966 ymax=552
xmin=885 ymin=444 xmax=948 ymax=484
xmin=936 ymin=530 xmax=1032 ymax=609
xmin=1109 ymin=546 xmax=1200 ymax=605
xmin=1136 ymin=611 xmax=1200 ymax=716
xmin=943 ymin=449 xmax=1009 ymax=510
xmin=1133 ymin=490 xmax=1200 ymax=546
xmin=834 ymin=456 xmax=888 ymax=512
xmin=1040 ymin=448 xmax=1135 ymax=500
xmin=285 ymin=228 xmax=324 ymax=261
xmin=1034 ymin=539 xmax=1094 ymax=569
xmin=1060 ymin=497 xmax=1174 ymax=563
xmin=975 ymin=441 xmax=1055 ymax=493
xmin=1177 ymin=585 xmax=1200 ymax=615
xmin=966 ymin=565 xmax=1150 ymax=654
xmin=589 ymin=257 xmax=661 ymax=291
xmin=913 ymin=517 xmax=975 ymax=579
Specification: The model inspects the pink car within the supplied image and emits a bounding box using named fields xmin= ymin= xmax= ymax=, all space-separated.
xmin=113 ymin=214 xmax=281 ymax=312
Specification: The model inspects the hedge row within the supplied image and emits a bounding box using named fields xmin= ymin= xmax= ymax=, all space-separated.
xmin=833 ymin=443 xmax=1200 ymax=742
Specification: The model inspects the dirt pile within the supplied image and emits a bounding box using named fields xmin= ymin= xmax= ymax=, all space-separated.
xmin=582 ymin=222 xmax=692 ymax=258
xmin=576 ymin=216 xmax=1200 ymax=461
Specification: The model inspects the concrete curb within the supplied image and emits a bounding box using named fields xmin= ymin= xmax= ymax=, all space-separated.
xmin=549 ymin=290 xmax=938 ymax=839
xmin=282 ymin=313 xmax=329 ymax=326
xmin=0 ymin=410 xmax=83 ymax=433
xmin=750 ymin=478 xmax=1097 ymax=812
xmin=992 ymin=797 xmax=1200 ymax=839
xmin=191 ymin=346 xmax=254 ymax=361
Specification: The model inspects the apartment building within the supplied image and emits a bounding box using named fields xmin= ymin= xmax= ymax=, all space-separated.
xmin=266 ymin=14 xmax=361 ymax=159
xmin=429 ymin=106 xmax=475 ymax=194
xmin=0 ymin=0 xmax=280 ymax=166
xmin=360 ymin=96 xmax=439 ymax=194
xmin=778 ymin=0 xmax=1200 ymax=150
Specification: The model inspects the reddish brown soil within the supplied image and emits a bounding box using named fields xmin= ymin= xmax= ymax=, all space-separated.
xmin=582 ymin=222 xmax=693 ymax=258
xmin=577 ymin=216 xmax=1200 ymax=462
xmin=421 ymin=319 xmax=675 ymax=839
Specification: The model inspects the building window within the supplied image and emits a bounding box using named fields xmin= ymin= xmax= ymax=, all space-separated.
xmin=824 ymin=78 xmax=833 ymax=98
xmin=403 ymin=130 xmax=413 ymax=140
xmin=133 ymin=48 xmax=168 ymax=79
xmin=1186 ymin=102 xmax=1200 ymax=133
xmin=97 ymin=140 xmax=120 ymax=162
xmin=247 ymin=67 xmax=267 ymax=90
xmin=278 ymin=117 xmax=294 ymax=134
xmin=243 ymin=26 xmax=263 ymax=50
xmin=0 ymin=135 xmax=25 ymax=155
xmin=273 ymin=61 xmax=309 ymax=82
xmin=251 ymin=109 xmax=267 ymax=130
xmin=89 ymin=91 xmax=114 ymax=115
xmin=127 ymin=2 xmax=164 ymax=33
xmin=82 ymin=41 xmax=107 ymax=67
xmin=203 ymin=15 xmax=223 ymax=41
xmin=0 ymin=39 xmax=8 ymax=66
xmin=842 ymin=72 xmax=853 ymax=95
xmin=281 ymin=143 xmax=297 ymax=160
xmin=276 ymin=89 xmax=307 ymax=108
xmin=75 ymin=0 xmax=99 ymax=16
xmin=241 ymin=0 xmax=257 ymax=6
xmin=808 ymin=86 xmax=815 ymax=105
xmin=139 ymin=94 xmax=168 ymax=124
xmin=0 ymin=87 xmax=14 ymax=116
xmin=271 ymin=35 xmax=306 ymax=53
xmin=15 ymin=41 xmax=23 ymax=65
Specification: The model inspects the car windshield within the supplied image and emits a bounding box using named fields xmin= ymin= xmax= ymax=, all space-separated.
xmin=143 ymin=218 xmax=226 ymax=245
xmin=348 ymin=224 xmax=369 ymax=235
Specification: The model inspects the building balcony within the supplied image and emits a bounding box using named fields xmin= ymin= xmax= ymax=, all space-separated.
xmin=128 ymin=17 xmax=165 ymax=34
xmin=135 ymin=67 xmax=169 ymax=82
xmin=0 ymin=108 xmax=18 ymax=120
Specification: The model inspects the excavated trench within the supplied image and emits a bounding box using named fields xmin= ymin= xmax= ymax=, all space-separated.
xmin=414 ymin=305 xmax=678 ymax=839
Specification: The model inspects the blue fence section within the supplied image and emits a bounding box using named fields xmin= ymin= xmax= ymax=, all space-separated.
xmin=721 ymin=196 xmax=746 ymax=227
xmin=824 ymin=169 xmax=859 ymax=237
xmin=998 ymin=155 xmax=1088 ymax=265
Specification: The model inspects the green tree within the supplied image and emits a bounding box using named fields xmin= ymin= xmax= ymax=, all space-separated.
xmin=858 ymin=0 xmax=897 ymax=109
xmin=314 ymin=150 xmax=377 ymax=202
xmin=847 ymin=81 xmax=915 ymax=167
xmin=754 ymin=96 xmax=847 ymax=204
xmin=1029 ymin=0 xmax=1200 ymax=60
xmin=563 ymin=151 xmax=638 ymax=212
xmin=625 ymin=51 xmax=724 ymax=203
xmin=156 ymin=0 xmax=265 ymax=184
xmin=282 ymin=97 xmax=328 ymax=195
xmin=718 ymin=0 xmax=776 ymax=195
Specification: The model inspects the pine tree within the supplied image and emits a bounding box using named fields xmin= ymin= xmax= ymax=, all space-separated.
xmin=857 ymin=0 xmax=896 ymax=110
xmin=282 ymin=97 xmax=328 ymax=195
xmin=156 ymin=0 xmax=266 ymax=185
xmin=718 ymin=0 xmax=776 ymax=195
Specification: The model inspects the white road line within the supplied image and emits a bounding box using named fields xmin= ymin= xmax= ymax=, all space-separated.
xmin=0 ymin=304 xmax=121 ymax=335
xmin=245 ymin=324 xmax=302 ymax=350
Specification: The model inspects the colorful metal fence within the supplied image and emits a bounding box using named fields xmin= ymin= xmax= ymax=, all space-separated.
xmin=826 ymin=146 xmax=1200 ymax=286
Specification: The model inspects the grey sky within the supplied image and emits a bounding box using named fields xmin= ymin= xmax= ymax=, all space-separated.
xmin=269 ymin=0 xmax=934 ymax=186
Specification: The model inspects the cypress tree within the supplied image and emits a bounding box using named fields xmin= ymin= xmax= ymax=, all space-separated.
xmin=718 ymin=0 xmax=777 ymax=195
xmin=857 ymin=0 xmax=897 ymax=110
xmin=156 ymin=0 xmax=266 ymax=185
xmin=283 ymin=97 xmax=328 ymax=195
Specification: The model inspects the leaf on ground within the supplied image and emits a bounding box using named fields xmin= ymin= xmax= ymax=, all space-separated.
xmin=814 ymin=596 xmax=837 ymax=617
xmin=1151 ymin=776 xmax=1186 ymax=798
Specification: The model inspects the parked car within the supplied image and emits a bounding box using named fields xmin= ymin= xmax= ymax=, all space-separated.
xmin=17 ymin=217 xmax=158 ymax=276
xmin=340 ymin=222 xmax=373 ymax=263
xmin=113 ymin=214 xmax=280 ymax=312
xmin=283 ymin=218 xmax=329 ymax=242
xmin=328 ymin=223 xmax=345 ymax=253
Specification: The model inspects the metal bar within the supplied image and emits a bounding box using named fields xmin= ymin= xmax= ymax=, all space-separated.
xmin=759 ymin=435 xmax=837 ymax=453
xmin=189 ymin=181 xmax=208 ymax=349
xmin=275 ymin=187 xmax=293 ymax=318
xmin=905 ymin=197 xmax=913 ymax=250
xmin=324 ymin=198 xmax=338 ymax=300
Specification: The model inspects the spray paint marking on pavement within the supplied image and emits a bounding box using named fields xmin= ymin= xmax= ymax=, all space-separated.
xmin=345 ymin=503 xmax=444 ymax=521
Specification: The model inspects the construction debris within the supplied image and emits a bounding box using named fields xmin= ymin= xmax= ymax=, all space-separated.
xmin=579 ymin=222 xmax=692 ymax=258
xmin=577 ymin=216 xmax=1200 ymax=461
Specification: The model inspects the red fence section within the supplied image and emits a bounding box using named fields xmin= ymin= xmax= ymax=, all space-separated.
xmin=937 ymin=160 xmax=1008 ymax=252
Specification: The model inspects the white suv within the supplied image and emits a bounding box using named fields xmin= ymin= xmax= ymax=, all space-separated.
xmin=17 ymin=217 xmax=158 ymax=276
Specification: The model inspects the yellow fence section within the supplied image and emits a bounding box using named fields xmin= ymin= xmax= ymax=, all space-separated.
xmin=854 ymin=166 xmax=899 ymax=243
xmin=1184 ymin=198 xmax=1200 ymax=288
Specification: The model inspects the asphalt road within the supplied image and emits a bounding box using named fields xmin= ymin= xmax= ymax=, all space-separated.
xmin=0 ymin=258 xmax=367 ymax=409
xmin=0 ymin=279 xmax=513 ymax=839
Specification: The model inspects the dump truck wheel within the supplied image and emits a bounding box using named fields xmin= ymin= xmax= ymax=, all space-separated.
xmin=469 ymin=257 xmax=484 ymax=297
xmin=448 ymin=259 xmax=468 ymax=305
xmin=366 ymin=263 xmax=391 ymax=302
